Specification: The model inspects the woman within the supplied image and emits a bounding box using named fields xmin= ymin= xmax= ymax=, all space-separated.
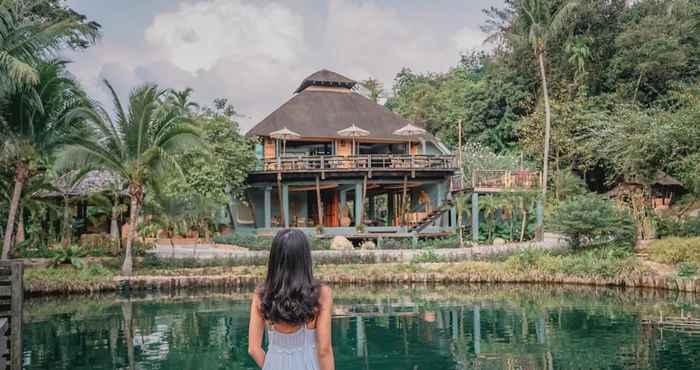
xmin=248 ymin=229 xmax=335 ymax=370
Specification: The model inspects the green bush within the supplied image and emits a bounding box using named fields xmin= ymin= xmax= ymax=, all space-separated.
xmin=677 ymin=262 xmax=697 ymax=278
xmin=550 ymin=194 xmax=636 ymax=249
xmin=656 ymin=216 xmax=700 ymax=238
xmin=504 ymin=245 xmax=642 ymax=277
xmin=647 ymin=237 xmax=700 ymax=265
xmin=51 ymin=245 xmax=87 ymax=269
xmin=79 ymin=235 xmax=120 ymax=256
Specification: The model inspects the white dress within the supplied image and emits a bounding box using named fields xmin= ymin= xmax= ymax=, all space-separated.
xmin=263 ymin=325 xmax=320 ymax=370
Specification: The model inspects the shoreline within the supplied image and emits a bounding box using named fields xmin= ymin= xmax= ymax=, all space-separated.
xmin=23 ymin=261 xmax=700 ymax=296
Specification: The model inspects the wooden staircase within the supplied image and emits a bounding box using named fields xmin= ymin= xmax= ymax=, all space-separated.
xmin=408 ymin=199 xmax=454 ymax=233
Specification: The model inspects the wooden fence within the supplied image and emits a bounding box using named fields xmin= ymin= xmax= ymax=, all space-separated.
xmin=0 ymin=262 xmax=22 ymax=370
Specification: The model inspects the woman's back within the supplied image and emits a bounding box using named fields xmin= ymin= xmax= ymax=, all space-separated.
xmin=264 ymin=323 xmax=320 ymax=370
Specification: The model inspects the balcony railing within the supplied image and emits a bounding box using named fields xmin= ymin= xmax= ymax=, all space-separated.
xmin=471 ymin=170 xmax=541 ymax=192
xmin=254 ymin=154 xmax=457 ymax=173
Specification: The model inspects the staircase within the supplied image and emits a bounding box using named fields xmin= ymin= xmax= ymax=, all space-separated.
xmin=408 ymin=199 xmax=454 ymax=233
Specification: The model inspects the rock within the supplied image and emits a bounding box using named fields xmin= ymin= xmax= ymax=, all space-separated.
xmin=331 ymin=236 xmax=353 ymax=251
xmin=493 ymin=237 xmax=506 ymax=245
xmin=360 ymin=241 xmax=376 ymax=250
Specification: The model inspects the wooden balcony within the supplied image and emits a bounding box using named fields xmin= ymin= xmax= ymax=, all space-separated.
xmin=253 ymin=154 xmax=457 ymax=176
xmin=450 ymin=170 xmax=541 ymax=193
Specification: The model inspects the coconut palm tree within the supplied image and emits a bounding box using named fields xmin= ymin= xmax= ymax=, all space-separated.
xmin=63 ymin=81 xmax=199 ymax=275
xmin=0 ymin=0 xmax=99 ymax=92
xmin=1 ymin=60 xmax=90 ymax=259
xmin=506 ymin=0 xmax=579 ymax=204
xmin=167 ymin=87 xmax=200 ymax=115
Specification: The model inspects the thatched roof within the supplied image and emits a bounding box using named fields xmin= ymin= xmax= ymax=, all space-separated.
xmin=607 ymin=171 xmax=683 ymax=197
xmin=35 ymin=170 xmax=126 ymax=198
xmin=248 ymin=69 xmax=436 ymax=143
xmin=294 ymin=69 xmax=356 ymax=93
xmin=654 ymin=171 xmax=683 ymax=186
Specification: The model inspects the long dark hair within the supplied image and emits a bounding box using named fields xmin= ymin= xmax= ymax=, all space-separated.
xmin=259 ymin=229 xmax=320 ymax=325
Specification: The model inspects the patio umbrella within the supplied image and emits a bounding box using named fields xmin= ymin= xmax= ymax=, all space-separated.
xmin=269 ymin=127 xmax=301 ymax=155
xmin=337 ymin=124 xmax=370 ymax=155
xmin=393 ymin=123 xmax=426 ymax=155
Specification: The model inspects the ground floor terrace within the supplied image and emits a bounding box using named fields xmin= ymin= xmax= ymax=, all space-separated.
xmin=232 ymin=173 xmax=457 ymax=237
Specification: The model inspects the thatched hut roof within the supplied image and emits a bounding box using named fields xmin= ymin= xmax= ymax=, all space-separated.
xmin=607 ymin=171 xmax=683 ymax=197
xmin=35 ymin=170 xmax=126 ymax=198
xmin=247 ymin=69 xmax=437 ymax=143
xmin=293 ymin=69 xmax=357 ymax=93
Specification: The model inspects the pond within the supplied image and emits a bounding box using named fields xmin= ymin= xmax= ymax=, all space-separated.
xmin=21 ymin=284 xmax=700 ymax=369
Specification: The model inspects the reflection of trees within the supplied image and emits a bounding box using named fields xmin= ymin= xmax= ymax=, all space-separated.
xmin=19 ymin=286 xmax=700 ymax=370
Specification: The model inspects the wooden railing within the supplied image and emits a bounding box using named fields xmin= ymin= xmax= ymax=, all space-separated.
xmin=255 ymin=154 xmax=457 ymax=173
xmin=471 ymin=170 xmax=541 ymax=192
xmin=451 ymin=170 xmax=541 ymax=192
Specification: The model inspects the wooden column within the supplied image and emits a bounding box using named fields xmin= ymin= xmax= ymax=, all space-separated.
xmin=436 ymin=181 xmax=445 ymax=227
xmin=282 ymin=184 xmax=290 ymax=228
xmin=368 ymin=194 xmax=375 ymax=221
xmin=315 ymin=176 xmax=323 ymax=226
xmin=264 ymin=186 xmax=272 ymax=228
xmin=471 ymin=192 xmax=479 ymax=243
xmin=355 ymin=182 xmax=363 ymax=227
xmin=401 ymin=175 xmax=408 ymax=226
xmin=277 ymin=174 xmax=285 ymax=227
xmin=387 ymin=192 xmax=395 ymax=226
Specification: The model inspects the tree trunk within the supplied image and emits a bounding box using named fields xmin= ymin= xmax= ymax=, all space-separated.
xmin=520 ymin=199 xmax=529 ymax=242
xmin=111 ymin=193 xmax=120 ymax=240
xmin=15 ymin=207 xmax=25 ymax=245
xmin=537 ymin=52 xmax=551 ymax=240
xmin=62 ymin=197 xmax=72 ymax=246
xmin=2 ymin=163 xmax=28 ymax=259
xmin=122 ymin=186 xmax=142 ymax=276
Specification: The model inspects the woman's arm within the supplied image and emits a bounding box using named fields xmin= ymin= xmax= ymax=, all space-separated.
xmin=248 ymin=293 xmax=266 ymax=368
xmin=316 ymin=285 xmax=335 ymax=370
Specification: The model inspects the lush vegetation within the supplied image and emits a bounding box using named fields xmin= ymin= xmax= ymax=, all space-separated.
xmin=388 ymin=0 xmax=700 ymax=243
xmin=647 ymin=237 xmax=700 ymax=266
xmin=0 ymin=1 xmax=255 ymax=274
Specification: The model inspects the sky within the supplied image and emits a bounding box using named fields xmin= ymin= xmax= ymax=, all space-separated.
xmin=63 ymin=0 xmax=503 ymax=132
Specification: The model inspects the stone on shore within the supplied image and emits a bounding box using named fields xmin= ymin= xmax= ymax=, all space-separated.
xmin=331 ymin=236 xmax=353 ymax=250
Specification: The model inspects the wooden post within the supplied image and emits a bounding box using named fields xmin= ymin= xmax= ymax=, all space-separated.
xmin=361 ymin=176 xmax=368 ymax=225
xmin=315 ymin=176 xmax=323 ymax=226
xmin=0 ymin=262 xmax=23 ymax=370
xmin=355 ymin=182 xmax=363 ymax=227
xmin=282 ymin=184 xmax=290 ymax=228
xmin=472 ymin=192 xmax=479 ymax=243
xmin=277 ymin=174 xmax=285 ymax=227
xmin=401 ymin=175 xmax=408 ymax=226
xmin=264 ymin=186 xmax=272 ymax=228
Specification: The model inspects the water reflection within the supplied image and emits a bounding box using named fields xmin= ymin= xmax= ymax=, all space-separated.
xmin=21 ymin=285 xmax=700 ymax=370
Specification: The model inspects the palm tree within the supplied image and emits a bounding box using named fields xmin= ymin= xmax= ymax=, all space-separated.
xmin=1 ymin=60 xmax=90 ymax=259
xmin=360 ymin=78 xmax=385 ymax=103
xmin=0 ymin=0 xmax=99 ymax=92
xmin=64 ymin=81 xmax=199 ymax=275
xmin=167 ymin=87 xmax=200 ymax=115
xmin=507 ymin=0 xmax=579 ymax=204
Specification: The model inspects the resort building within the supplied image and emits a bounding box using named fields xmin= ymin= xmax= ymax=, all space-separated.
xmin=234 ymin=70 xmax=460 ymax=237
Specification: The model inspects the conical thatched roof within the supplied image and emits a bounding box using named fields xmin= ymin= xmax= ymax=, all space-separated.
xmin=294 ymin=69 xmax=356 ymax=93
xmin=247 ymin=69 xmax=436 ymax=142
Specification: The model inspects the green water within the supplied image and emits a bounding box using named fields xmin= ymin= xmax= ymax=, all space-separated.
xmin=22 ymin=285 xmax=700 ymax=369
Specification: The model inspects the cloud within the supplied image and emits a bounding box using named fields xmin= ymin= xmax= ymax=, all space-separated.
xmin=144 ymin=0 xmax=304 ymax=74
xmin=452 ymin=26 xmax=489 ymax=54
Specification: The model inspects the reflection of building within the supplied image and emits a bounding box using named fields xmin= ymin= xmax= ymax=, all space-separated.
xmin=233 ymin=69 xmax=459 ymax=236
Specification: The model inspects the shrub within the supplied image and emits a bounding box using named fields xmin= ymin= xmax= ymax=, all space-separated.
xmin=550 ymin=194 xmax=636 ymax=249
xmin=656 ymin=216 xmax=700 ymax=238
xmin=647 ymin=237 xmax=700 ymax=265
xmin=51 ymin=245 xmax=87 ymax=269
xmin=80 ymin=235 xmax=120 ymax=256
xmin=677 ymin=262 xmax=697 ymax=278
xmin=504 ymin=245 xmax=642 ymax=277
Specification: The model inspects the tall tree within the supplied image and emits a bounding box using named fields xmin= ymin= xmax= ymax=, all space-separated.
xmin=1 ymin=60 xmax=89 ymax=259
xmin=360 ymin=78 xmax=385 ymax=103
xmin=505 ymin=0 xmax=580 ymax=215
xmin=64 ymin=81 xmax=199 ymax=275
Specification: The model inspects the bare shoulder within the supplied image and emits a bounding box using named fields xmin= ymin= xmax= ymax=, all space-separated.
xmin=319 ymin=285 xmax=333 ymax=305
